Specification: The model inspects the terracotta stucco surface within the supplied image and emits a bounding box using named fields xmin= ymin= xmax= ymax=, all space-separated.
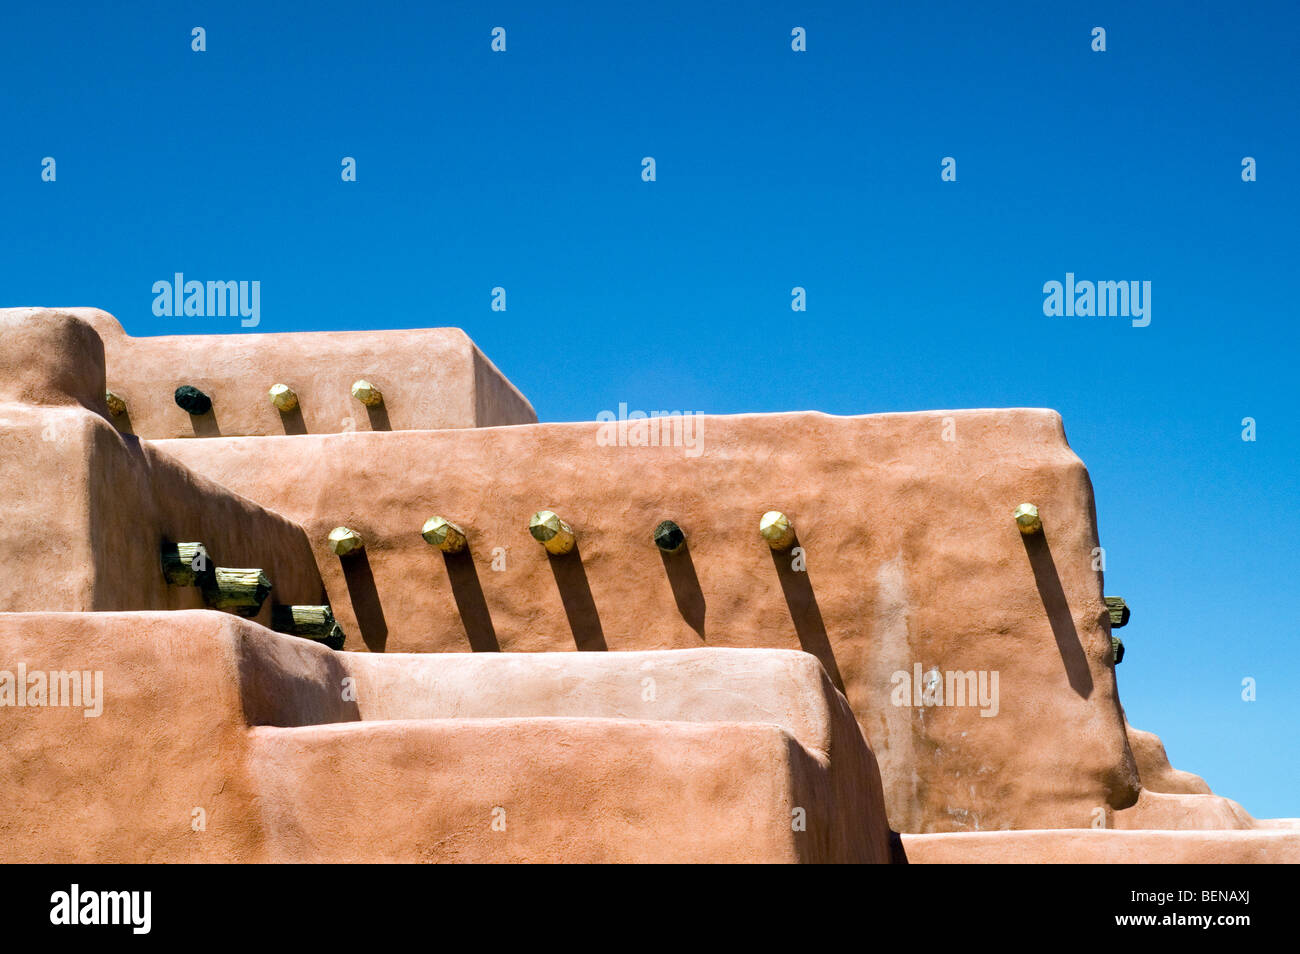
xmin=0 ymin=612 xmax=890 ymax=863
xmin=1 ymin=305 xmax=1294 ymax=862
xmin=0 ymin=310 xmax=324 ymax=619
xmin=158 ymin=409 xmax=1145 ymax=833
xmin=903 ymin=829 xmax=1300 ymax=863
xmin=19 ymin=306 xmax=536 ymax=437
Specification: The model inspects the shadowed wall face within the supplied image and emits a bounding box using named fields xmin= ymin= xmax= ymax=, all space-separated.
xmin=159 ymin=408 xmax=1140 ymax=833
xmin=0 ymin=310 xmax=326 ymax=617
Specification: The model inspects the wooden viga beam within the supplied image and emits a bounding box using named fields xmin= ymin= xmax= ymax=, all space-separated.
xmin=174 ymin=385 xmax=212 ymax=416
xmin=529 ymin=510 xmax=575 ymax=555
xmin=653 ymin=519 xmax=686 ymax=553
xmin=759 ymin=511 xmax=795 ymax=551
xmin=1013 ymin=502 xmax=1042 ymax=535
xmin=201 ymin=568 xmax=272 ymax=618
xmin=328 ymin=526 xmax=365 ymax=557
xmin=272 ymin=605 xmax=346 ymax=651
xmin=268 ymin=383 xmax=298 ymax=412
xmin=421 ymin=516 xmax=467 ymax=554
xmin=1104 ymin=596 xmax=1130 ymax=628
xmin=351 ymin=379 xmax=383 ymax=407
xmin=161 ymin=542 xmax=213 ymax=587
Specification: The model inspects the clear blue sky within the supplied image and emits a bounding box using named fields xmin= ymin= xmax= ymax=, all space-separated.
xmin=3 ymin=2 xmax=1296 ymax=818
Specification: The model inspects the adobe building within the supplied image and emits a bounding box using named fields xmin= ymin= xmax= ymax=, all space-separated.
xmin=1 ymin=305 xmax=1295 ymax=862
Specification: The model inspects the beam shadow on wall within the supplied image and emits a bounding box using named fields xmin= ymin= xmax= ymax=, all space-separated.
xmin=110 ymin=408 xmax=135 ymax=436
xmin=1021 ymin=530 xmax=1093 ymax=699
xmin=443 ymin=548 xmax=501 ymax=652
xmin=365 ymin=403 xmax=391 ymax=431
xmin=277 ymin=404 xmax=307 ymax=435
xmin=660 ymin=543 xmax=706 ymax=638
xmin=341 ymin=549 xmax=388 ymax=652
xmin=548 ymin=544 xmax=606 ymax=651
xmin=190 ymin=407 xmax=221 ymax=437
xmin=770 ymin=534 xmax=846 ymax=694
